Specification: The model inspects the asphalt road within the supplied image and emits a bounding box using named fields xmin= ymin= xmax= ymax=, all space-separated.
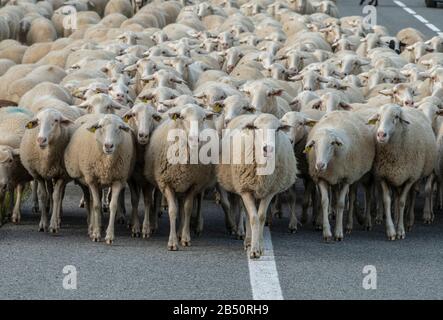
xmin=1 ymin=1 xmax=443 ymax=300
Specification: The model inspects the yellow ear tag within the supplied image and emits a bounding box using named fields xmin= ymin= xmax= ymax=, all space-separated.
xmin=26 ymin=121 xmax=36 ymax=129
xmin=367 ymin=119 xmax=378 ymax=125
xmin=303 ymin=145 xmax=312 ymax=153
xmin=123 ymin=115 xmax=131 ymax=123
xmin=212 ymin=103 xmax=222 ymax=113
xmin=305 ymin=120 xmax=316 ymax=127
xmin=142 ymin=98 xmax=149 ymax=103
xmin=172 ymin=113 xmax=178 ymax=121
xmin=88 ymin=127 xmax=97 ymax=133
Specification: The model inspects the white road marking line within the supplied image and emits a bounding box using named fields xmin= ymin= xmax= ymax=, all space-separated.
xmin=426 ymin=24 xmax=441 ymax=33
xmin=393 ymin=0 xmax=441 ymax=36
xmin=248 ymin=226 xmax=283 ymax=300
xmin=414 ymin=15 xmax=428 ymax=24
xmin=403 ymin=7 xmax=416 ymax=14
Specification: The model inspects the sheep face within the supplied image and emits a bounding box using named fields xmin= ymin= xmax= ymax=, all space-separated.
xmin=221 ymin=96 xmax=255 ymax=127
xmin=78 ymin=94 xmax=124 ymax=114
xmin=122 ymin=104 xmax=161 ymax=145
xmin=25 ymin=109 xmax=72 ymax=149
xmin=87 ymin=115 xmax=130 ymax=155
xmin=368 ymin=104 xmax=410 ymax=144
xmin=0 ymin=146 xmax=20 ymax=194
xmin=339 ymin=55 xmax=370 ymax=76
xmin=241 ymin=82 xmax=283 ymax=111
xmin=379 ymin=84 xmax=416 ymax=108
xmin=305 ymin=129 xmax=344 ymax=172
xmin=280 ymin=112 xmax=317 ymax=145
xmin=168 ymin=105 xmax=214 ymax=148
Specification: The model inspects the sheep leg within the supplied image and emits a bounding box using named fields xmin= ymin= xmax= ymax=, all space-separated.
xmin=46 ymin=180 xmax=53 ymax=216
xmin=335 ymin=184 xmax=350 ymax=241
xmin=231 ymin=194 xmax=244 ymax=240
xmin=89 ymin=184 xmax=102 ymax=242
xmin=437 ymin=179 xmax=443 ymax=210
xmin=49 ymin=179 xmax=67 ymax=234
xmin=287 ymin=186 xmax=299 ymax=233
xmin=128 ymin=181 xmax=141 ymax=237
xmin=37 ymin=179 xmax=49 ymax=232
xmin=142 ymin=184 xmax=155 ymax=238
xmin=318 ymin=180 xmax=332 ymax=242
xmin=181 ymin=190 xmax=197 ymax=247
xmin=406 ymin=187 xmax=417 ymax=231
xmin=313 ymin=185 xmax=323 ymax=230
xmin=116 ymin=188 xmax=126 ymax=225
xmin=363 ymin=182 xmax=373 ymax=231
xmin=102 ymin=187 xmax=110 ymax=213
xmin=105 ymin=181 xmax=124 ymax=245
xmin=0 ymin=191 xmax=4 ymax=226
xmin=6 ymin=186 xmax=14 ymax=219
xmin=31 ymin=180 xmax=39 ymax=214
xmin=422 ymin=174 xmax=434 ymax=224
xmin=194 ymin=192 xmax=204 ymax=236
xmin=217 ymin=185 xmax=236 ymax=235
xmin=396 ymin=181 xmax=414 ymax=240
xmin=79 ymin=184 xmax=91 ymax=236
xmin=11 ymin=184 xmax=23 ymax=224
xmin=243 ymin=208 xmax=251 ymax=249
xmin=346 ymin=184 xmax=357 ymax=234
xmin=301 ymin=179 xmax=313 ymax=224
xmin=380 ymin=180 xmax=396 ymax=240
xmin=164 ymin=186 xmax=179 ymax=251
xmin=177 ymin=197 xmax=185 ymax=241
xmin=375 ymin=183 xmax=384 ymax=224
xmin=258 ymin=194 xmax=274 ymax=255
xmin=270 ymin=194 xmax=283 ymax=219
xmin=241 ymin=192 xmax=260 ymax=259
xmin=152 ymin=188 xmax=161 ymax=230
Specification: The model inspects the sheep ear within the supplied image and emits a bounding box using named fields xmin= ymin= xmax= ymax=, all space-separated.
xmin=304 ymin=118 xmax=317 ymax=127
xmin=25 ymin=119 xmax=38 ymax=129
xmin=171 ymin=76 xmax=185 ymax=84
xmin=436 ymin=109 xmax=443 ymax=116
xmin=87 ymin=123 xmax=100 ymax=133
xmin=303 ymin=141 xmax=314 ymax=153
xmin=60 ymin=116 xmax=73 ymax=125
xmin=204 ymin=111 xmax=215 ymax=120
xmin=244 ymin=123 xmax=257 ymax=130
xmin=379 ymin=89 xmax=393 ymax=96
xmin=111 ymin=100 xmax=125 ymax=110
xmin=289 ymin=74 xmax=303 ymax=81
xmin=211 ymin=102 xmax=224 ymax=113
xmin=333 ymin=136 xmax=344 ymax=146
xmin=399 ymin=117 xmax=410 ymax=125
xmin=169 ymin=112 xmax=181 ymax=121
xmin=277 ymin=124 xmax=291 ymax=131
xmin=339 ymin=102 xmax=352 ymax=110
xmin=268 ymin=89 xmax=283 ymax=96
xmin=152 ymin=113 xmax=162 ymax=122
xmin=243 ymin=105 xmax=256 ymax=113
xmin=122 ymin=111 xmax=134 ymax=123
xmin=367 ymin=114 xmax=379 ymax=125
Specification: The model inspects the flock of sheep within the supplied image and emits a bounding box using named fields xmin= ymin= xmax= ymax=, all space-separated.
xmin=0 ymin=0 xmax=443 ymax=259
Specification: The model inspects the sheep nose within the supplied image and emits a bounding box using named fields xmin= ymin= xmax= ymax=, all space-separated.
xmin=315 ymin=162 xmax=327 ymax=171
xmin=404 ymin=100 xmax=414 ymax=107
xmin=104 ymin=143 xmax=114 ymax=149
xmin=37 ymin=137 xmax=47 ymax=146
xmin=377 ymin=131 xmax=387 ymax=139
xmin=138 ymin=132 xmax=148 ymax=139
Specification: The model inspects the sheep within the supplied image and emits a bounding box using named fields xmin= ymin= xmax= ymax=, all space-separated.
xmin=0 ymin=107 xmax=34 ymax=224
xmin=19 ymin=16 xmax=57 ymax=45
xmin=216 ymin=113 xmax=297 ymax=258
xmin=304 ymin=111 xmax=375 ymax=241
xmin=64 ymin=114 xmax=135 ymax=242
xmin=121 ymin=103 xmax=162 ymax=237
xmin=0 ymin=58 xmax=15 ymax=76
xmin=19 ymin=108 xmax=77 ymax=233
xmin=104 ymin=0 xmax=134 ymax=18
xmin=144 ymin=104 xmax=215 ymax=250
xmin=367 ymin=104 xmax=437 ymax=240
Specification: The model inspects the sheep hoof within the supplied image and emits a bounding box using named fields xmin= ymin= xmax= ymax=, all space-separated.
xmin=345 ymin=228 xmax=352 ymax=234
xmin=375 ymin=218 xmax=383 ymax=225
xmin=387 ymin=235 xmax=396 ymax=241
xmin=79 ymin=202 xmax=85 ymax=208
xmin=423 ymin=218 xmax=432 ymax=224
xmin=32 ymin=206 xmax=40 ymax=214
xmin=181 ymin=240 xmax=191 ymax=247
xmin=406 ymin=225 xmax=413 ymax=232
xmin=396 ymin=233 xmax=405 ymax=240
xmin=249 ymin=250 xmax=261 ymax=259
xmin=11 ymin=216 xmax=20 ymax=224
xmin=323 ymin=236 xmax=333 ymax=243
xmin=288 ymin=227 xmax=297 ymax=234
xmin=142 ymin=231 xmax=151 ymax=239
xmin=105 ymin=238 xmax=113 ymax=245
xmin=334 ymin=236 xmax=343 ymax=241
xmin=168 ymin=244 xmax=178 ymax=251
xmin=131 ymin=231 xmax=140 ymax=238
xmin=49 ymin=227 xmax=59 ymax=234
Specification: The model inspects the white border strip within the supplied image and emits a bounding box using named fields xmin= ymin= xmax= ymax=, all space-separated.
xmin=248 ymin=226 xmax=283 ymax=300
